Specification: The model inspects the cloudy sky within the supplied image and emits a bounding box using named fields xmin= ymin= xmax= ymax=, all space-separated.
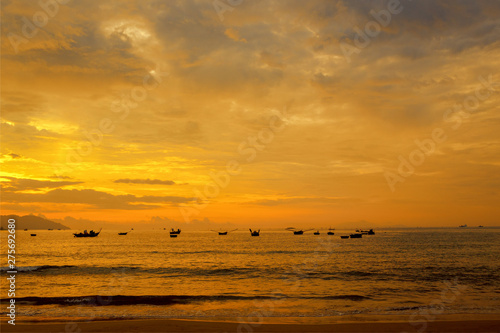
xmin=1 ymin=0 xmax=499 ymax=227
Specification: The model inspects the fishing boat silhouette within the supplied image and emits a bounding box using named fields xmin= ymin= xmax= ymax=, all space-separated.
xmin=211 ymin=229 xmax=238 ymax=235
xmin=249 ymin=229 xmax=260 ymax=236
xmin=74 ymin=229 xmax=101 ymax=238
xmin=170 ymin=228 xmax=181 ymax=235
xmin=286 ymin=227 xmax=313 ymax=235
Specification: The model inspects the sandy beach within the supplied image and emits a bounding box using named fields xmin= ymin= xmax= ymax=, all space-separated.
xmin=2 ymin=315 xmax=500 ymax=333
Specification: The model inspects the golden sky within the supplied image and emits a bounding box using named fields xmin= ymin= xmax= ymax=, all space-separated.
xmin=1 ymin=0 xmax=500 ymax=227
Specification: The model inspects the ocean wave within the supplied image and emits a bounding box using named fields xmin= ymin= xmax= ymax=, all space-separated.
xmin=385 ymin=306 xmax=423 ymax=311
xmin=0 ymin=265 xmax=275 ymax=278
xmin=3 ymin=265 xmax=495 ymax=288
xmin=151 ymin=266 xmax=261 ymax=278
xmin=318 ymin=295 xmax=372 ymax=301
xmin=0 ymin=294 xmax=374 ymax=307
xmin=314 ymin=270 xmax=396 ymax=281
xmin=264 ymin=250 xmax=330 ymax=255
xmin=0 ymin=265 xmax=76 ymax=272
xmin=0 ymin=265 xmax=395 ymax=282
xmin=1 ymin=295 xmax=279 ymax=306
xmin=0 ymin=265 xmax=146 ymax=276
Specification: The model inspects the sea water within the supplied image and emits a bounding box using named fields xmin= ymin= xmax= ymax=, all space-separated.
xmin=0 ymin=228 xmax=499 ymax=322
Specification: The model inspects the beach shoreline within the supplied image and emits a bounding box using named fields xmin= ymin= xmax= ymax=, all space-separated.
xmin=2 ymin=314 xmax=500 ymax=332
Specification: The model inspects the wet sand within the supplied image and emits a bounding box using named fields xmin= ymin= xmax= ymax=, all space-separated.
xmin=2 ymin=315 xmax=500 ymax=333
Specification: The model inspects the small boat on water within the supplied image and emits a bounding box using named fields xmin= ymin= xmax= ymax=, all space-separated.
xmin=367 ymin=229 xmax=375 ymax=235
xmin=118 ymin=229 xmax=132 ymax=235
xmin=350 ymin=233 xmax=362 ymax=238
xmin=478 ymin=225 xmax=484 ymax=228
xmin=24 ymin=229 xmax=28 ymax=231
xmin=340 ymin=235 xmax=349 ymax=239
xmin=286 ymin=227 xmax=313 ymax=235
xmin=170 ymin=234 xmax=178 ymax=238
xmin=74 ymin=229 xmax=101 ymax=238
xmin=249 ymin=229 xmax=260 ymax=236
xmin=459 ymin=224 xmax=467 ymax=228
xmin=31 ymin=234 xmax=36 ymax=236
xmin=211 ymin=229 xmax=238 ymax=235
xmin=170 ymin=228 xmax=181 ymax=235
xmin=327 ymin=227 xmax=335 ymax=235
xmin=314 ymin=230 xmax=320 ymax=235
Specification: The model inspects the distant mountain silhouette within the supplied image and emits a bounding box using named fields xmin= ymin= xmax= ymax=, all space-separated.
xmin=0 ymin=215 xmax=70 ymax=230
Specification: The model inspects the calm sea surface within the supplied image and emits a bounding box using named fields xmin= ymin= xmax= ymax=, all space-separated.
xmin=1 ymin=228 xmax=499 ymax=321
